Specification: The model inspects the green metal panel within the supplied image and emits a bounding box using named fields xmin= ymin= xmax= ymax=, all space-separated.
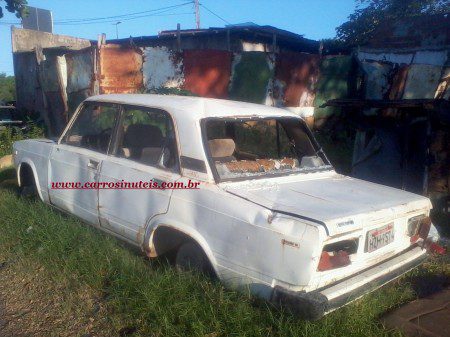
xmin=314 ymin=56 xmax=353 ymax=119
xmin=229 ymin=52 xmax=273 ymax=104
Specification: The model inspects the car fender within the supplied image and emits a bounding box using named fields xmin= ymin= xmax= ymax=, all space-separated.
xmin=144 ymin=217 xmax=219 ymax=275
xmin=17 ymin=159 xmax=44 ymax=201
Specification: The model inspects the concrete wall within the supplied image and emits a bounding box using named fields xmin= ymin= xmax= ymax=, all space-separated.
xmin=12 ymin=27 xmax=91 ymax=53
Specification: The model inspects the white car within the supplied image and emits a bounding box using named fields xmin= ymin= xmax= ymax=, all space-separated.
xmin=13 ymin=94 xmax=433 ymax=319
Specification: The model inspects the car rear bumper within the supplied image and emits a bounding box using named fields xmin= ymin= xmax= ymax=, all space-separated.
xmin=271 ymin=245 xmax=428 ymax=320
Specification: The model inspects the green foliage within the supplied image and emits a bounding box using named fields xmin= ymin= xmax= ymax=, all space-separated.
xmin=337 ymin=0 xmax=450 ymax=45
xmin=0 ymin=0 xmax=28 ymax=19
xmin=0 ymin=73 xmax=16 ymax=103
xmin=313 ymin=56 xmax=353 ymax=119
xmin=229 ymin=52 xmax=273 ymax=104
xmin=0 ymin=122 xmax=45 ymax=157
xmin=144 ymin=86 xmax=198 ymax=96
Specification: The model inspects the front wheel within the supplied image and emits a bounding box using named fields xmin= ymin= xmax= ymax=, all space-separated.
xmin=19 ymin=181 xmax=38 ymax=198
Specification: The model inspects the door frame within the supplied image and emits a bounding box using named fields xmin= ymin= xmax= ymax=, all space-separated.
xmin=48 ymin=101 xmax=123 ymax=221
xmin=96 ymin=103 xmax=183 ymax=242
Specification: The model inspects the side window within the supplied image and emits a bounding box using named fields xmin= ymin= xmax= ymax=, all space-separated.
xmin=116 ymin=107 xmax=178 ymax=170
xmin=62 ymin=103 xmax=119 ymax=154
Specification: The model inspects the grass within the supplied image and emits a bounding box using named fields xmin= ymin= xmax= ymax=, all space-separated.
xmin=0 ymin=167 xmax=449 ymax=336
xmin=0 ymin=122 xmax=45 ymax=157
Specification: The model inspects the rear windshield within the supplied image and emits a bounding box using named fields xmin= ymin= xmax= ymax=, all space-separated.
xmin=204 ymin=118 xmax=332 ymax=181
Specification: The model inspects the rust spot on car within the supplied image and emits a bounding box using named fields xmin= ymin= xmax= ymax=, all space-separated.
xmin=137 ymin=226 xmax=146 ymax=244
xmin=281 ymin=239 xmax=300 ymax=248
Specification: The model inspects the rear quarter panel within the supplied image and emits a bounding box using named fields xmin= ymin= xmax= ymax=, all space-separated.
xmin=150 ymin=179 xmax=324 ymax=298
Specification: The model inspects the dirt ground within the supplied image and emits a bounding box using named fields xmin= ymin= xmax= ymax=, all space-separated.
xmin=383 ymin=287 xmax=450 ymax=337
xmin=0 ymin=259 xmax=117 ymax=337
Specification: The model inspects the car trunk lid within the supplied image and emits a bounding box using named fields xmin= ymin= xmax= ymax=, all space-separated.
xmin=222 ymin=172 xmax=431 ymax=236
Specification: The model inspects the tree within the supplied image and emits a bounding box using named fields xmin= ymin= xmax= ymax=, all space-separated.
xmin=336 ymin=0 xmax=450 ymax=45
xmin=0 ymin=0 xmax=27 ymax=19
xmin=0 ymin=73 xmax=16 ymax=103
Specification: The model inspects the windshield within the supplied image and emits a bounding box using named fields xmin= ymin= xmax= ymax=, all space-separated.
xmin=204 ymin=117 xmax=332 ymax=181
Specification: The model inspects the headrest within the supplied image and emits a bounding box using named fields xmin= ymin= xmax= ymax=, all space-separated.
xmin=123 ymin=124 xmax=163 ymax=148
xmin=208 ymin=138 xmax=236 ymax=158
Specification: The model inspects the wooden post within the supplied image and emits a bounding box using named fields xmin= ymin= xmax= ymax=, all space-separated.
xmin=272 ymin=33 xmax=277 ymax=53
xmin=177 ymin=23 xmax=181 ymax=51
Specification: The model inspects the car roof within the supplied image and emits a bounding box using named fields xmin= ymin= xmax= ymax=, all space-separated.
xmin=85 ymin=94 xmax=303 ymax=183
xmin=86 ymin=94 xmax=299 ymax=120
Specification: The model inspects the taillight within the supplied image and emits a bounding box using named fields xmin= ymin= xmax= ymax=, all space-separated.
xmin=408 ymin=216 xmax=431 ymax=243
xmin=317 ymin=239 xmax=357 ymax=271
xmin=317 ymin=250 xmax=351 ymax=271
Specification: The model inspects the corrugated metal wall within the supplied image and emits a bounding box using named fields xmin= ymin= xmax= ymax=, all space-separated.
xmin=228 ymin=52 xmax=274 ymax=104
xmin=357 ymin=49 xmax=450 ymax=100
xmin=183 ymin=50 xmax=232 ymax=98
xmin=99 ymin=44 xmax=143 ymax=94
xmin=65 ymin=47 xmax=95 ymax=116
xmin=313 ymin=56 xmax=355 ymax=124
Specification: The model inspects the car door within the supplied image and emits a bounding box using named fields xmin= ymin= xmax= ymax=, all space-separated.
xmin=48 ymin=102 xmax=120 ymax=225
xmin=98 ymin=105 xmax=181 ymax=242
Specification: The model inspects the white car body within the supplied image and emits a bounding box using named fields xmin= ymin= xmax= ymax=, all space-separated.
xmin=13 ymin=94 xmax=432 ymax=319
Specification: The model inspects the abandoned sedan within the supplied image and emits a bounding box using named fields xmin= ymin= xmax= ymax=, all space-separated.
xmin=13 ymin=94 xmax=434 ymax=319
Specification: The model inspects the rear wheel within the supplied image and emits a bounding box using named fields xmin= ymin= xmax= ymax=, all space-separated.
xmin=175 ymin=241 xmax=212 ymax=275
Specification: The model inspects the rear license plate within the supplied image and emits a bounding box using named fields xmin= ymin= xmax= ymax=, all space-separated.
xmin=366 ymin=223 xmax=395 ymax=253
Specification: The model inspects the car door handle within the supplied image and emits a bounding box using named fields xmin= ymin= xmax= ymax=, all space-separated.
xmin=87 ymin=160 xmax=99 ymax=170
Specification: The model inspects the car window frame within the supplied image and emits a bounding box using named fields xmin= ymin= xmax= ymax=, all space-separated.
xmin=58 ymin=101 xmax=121 ymax=155
xmin=200 ymin=116 xmax=333 ymax=183
xmin=109 ymin=103 xmax=181 ymax=174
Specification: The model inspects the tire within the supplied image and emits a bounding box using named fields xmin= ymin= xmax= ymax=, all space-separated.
xmin=19 ymin=184 xmax=37 ymax=197
xmin=175 ymin=241 xmax=212 ymax=275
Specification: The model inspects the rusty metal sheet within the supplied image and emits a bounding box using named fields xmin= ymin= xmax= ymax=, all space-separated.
xmin=436 ymin=67 xmax=450 ymax=100
xmin=183 ymin=50 xmax=232 ymax=98
xmin=66 ymin=48 xmax=94 ymax=94
xmin=13 ymin=50 xmax=68 ymax=136
xmin=403 ymin=64 xmax=442 ymax=99
xmin=361 ymin=61 xmax=393 ymax=100
xmin=274 ymin=52 xmax=319 ymax=107
xmin=36 ymin=51 xmax=69 ymax=136
xmin=388 ymin=65 xmax=409 ymax=100
xmin=13 ymin=52 xmax=43 ymax=113
xmin=99 ymin=44 xmax=143 ymax=94
xmin=65 ymin=47 xmax=95 ymax=114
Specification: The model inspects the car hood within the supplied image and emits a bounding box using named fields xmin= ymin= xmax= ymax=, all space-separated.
xmin=222 ymin=171 xmax=431 ymax=236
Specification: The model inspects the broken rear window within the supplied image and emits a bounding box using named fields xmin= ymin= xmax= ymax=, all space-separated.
xmin=204 ymin=118 xmax=332 ymax=181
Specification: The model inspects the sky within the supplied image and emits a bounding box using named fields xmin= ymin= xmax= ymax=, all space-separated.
xmin=0 ymin=0 xmax=357 ymax=76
